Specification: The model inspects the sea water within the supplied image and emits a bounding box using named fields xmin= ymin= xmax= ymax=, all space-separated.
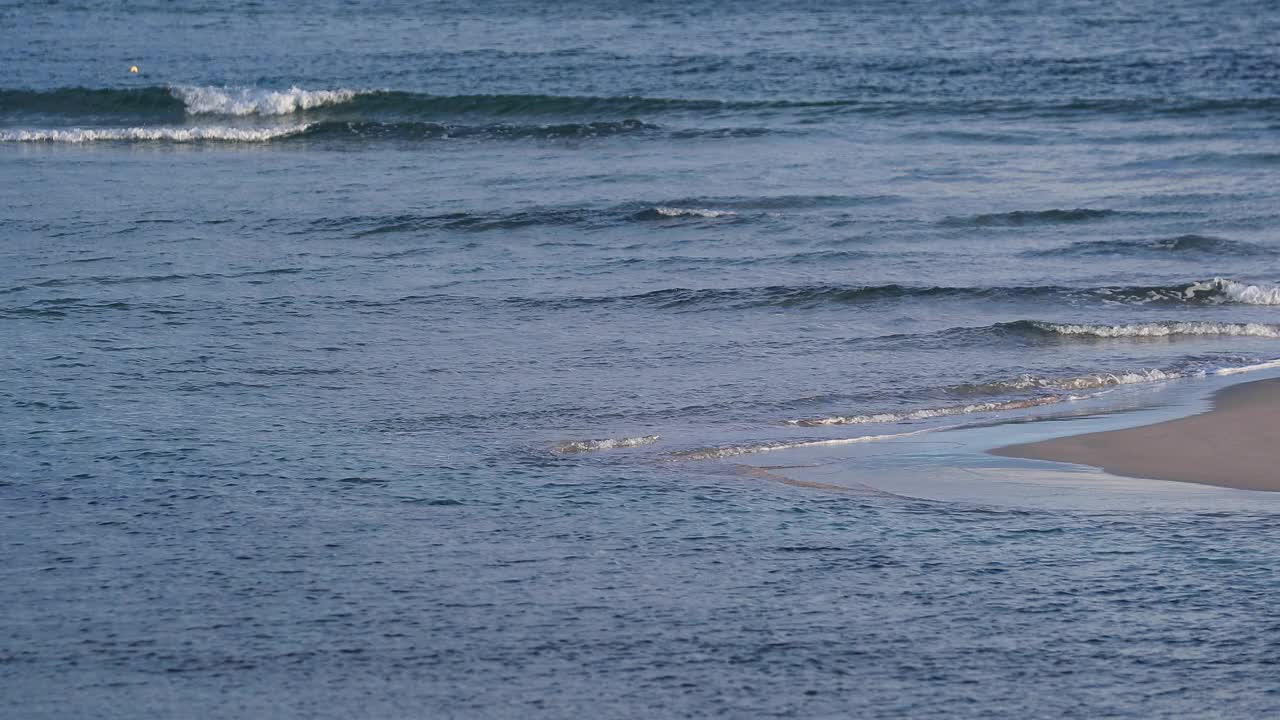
xmin=3 ymin=0 xmax=1280 ymax=716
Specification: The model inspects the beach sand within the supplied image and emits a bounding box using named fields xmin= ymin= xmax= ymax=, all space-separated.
xmin=991 ymin=377 xmax=1280 ymax=492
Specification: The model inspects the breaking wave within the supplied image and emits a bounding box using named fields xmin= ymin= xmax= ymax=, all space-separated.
xmin=0 ymin=124 xmax=312 ymax=143
xmin=552 ymin=434 xmax=660 ymax=454
xmin=949 ymin=369 xmax=1179 ymax=396
xmin=639 ymin=207 xmax=738 ymax=219
xmin=1032 ymin=321 xmax=1280 ymax=338
xmin=171 ymin=85 xmax=362 ymax=116
xmin=1198 ymin=278 xmax=1280 ymax=305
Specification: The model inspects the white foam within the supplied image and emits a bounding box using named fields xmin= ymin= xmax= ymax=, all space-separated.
xmin=172 ymin=85 xmax=360 ymax=116
xmin=671 ymin=427 xmax=944 ymax=460
xmin=652 ymin=206 xmax=736 ymax=218
xmin=786 ymin=395 xmax=1069 ymax=427
xmin=1210 ymin=278 xmax=1280 ymax=305
xmin=0 ymin=125 xmax=312 ymax=143
xmin=552 ymin=434 xmax=660 ymax=454
xmin=953 ymin=368 xmax=1180 ymax=394
xmin=1037 ymin=321 xmax=1280 ymax=338
xmin=1212 ymin=358 xmax=1280 ymax=376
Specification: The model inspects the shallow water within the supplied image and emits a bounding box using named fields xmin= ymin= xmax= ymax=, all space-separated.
xmin=4 ymin=1 xmax=1280 ymax=717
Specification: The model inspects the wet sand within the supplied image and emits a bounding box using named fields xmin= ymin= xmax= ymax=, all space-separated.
xmin=991 ymin=378 xmax=1280 ymax=492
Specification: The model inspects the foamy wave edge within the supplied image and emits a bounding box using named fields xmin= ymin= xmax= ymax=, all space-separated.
xmin=787 ymin=395 xmax=1076 ymax=427
xmin=788 ymin=357 xmax=1280 ymax=427
xmin=652 ymin=206 xmax=737 ymax=218
xmin=670 ymin=427 xmax=945 ymax=460
xmin=552 ymin=434 xmax=660 ymax=454
xmin=172 ymin=85 xmax=363 ymax=116
xmin=0 ymin=125 xmax=312 ymax=143
xmin=1037 ymin=321 xmax=1280 ymax=338
xmin=1188 ymin=278 xmax=1280 ymax=305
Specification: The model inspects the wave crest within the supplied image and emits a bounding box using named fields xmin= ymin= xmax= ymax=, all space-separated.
xmin=552 ymin=435 xmax=660 ymax=454
xmin=172 ymin=85 xmax=361 ymax=115
xmin=1199 ymin=278 xmax=1280 ymax=305
xmin=1034 ymin=321 xmax=1280 ymax=338
xmin=0 ymin=124 xmax=312 ymax=143
xmin=642 ymin=207 xmax=738 ymax=219
xmin=786 ymin=396 xmax=1070 ymax=427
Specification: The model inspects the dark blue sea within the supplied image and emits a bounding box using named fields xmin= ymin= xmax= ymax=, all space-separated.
xmin=4 ymin=1 xmax=1280 ymax=717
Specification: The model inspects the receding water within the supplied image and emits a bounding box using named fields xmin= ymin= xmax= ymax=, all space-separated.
xmin=3 ymin=0 xmax=1280 ymax=717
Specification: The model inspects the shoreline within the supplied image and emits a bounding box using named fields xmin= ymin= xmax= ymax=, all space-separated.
xmin=991 ymin=377 xmax=1280 ymax=492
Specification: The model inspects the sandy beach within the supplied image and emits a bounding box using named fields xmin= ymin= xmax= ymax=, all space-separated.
xmin=992 ymin=377 xmax=1280 ymax=492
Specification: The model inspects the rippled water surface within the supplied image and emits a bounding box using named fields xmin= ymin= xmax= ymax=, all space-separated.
xmin=3 ymin=0 xmax=1280 ymax=717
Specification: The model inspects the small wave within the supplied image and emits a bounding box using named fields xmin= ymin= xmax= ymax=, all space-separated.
xmin=305 ymin=118 xmax=656 ymax=140
xmin=172 ymin=85 xmax=362 ymax=116
xmin=941 ymin=208 xmax=1126 ymax=227
xmin=785 ymin=354 xmax=1280 ymax=429
xmin=786 ymin=396 xmax=1069 ymax=427
xmin=640 ymin=206 xmax=738 ymax=220
xmin=0 ymin=86 xmax=183 ymax=115
xmin=948 ymin=368 xmax=1179 ymax=396
xmin=671 ymin=428 xmax=940 ymax=460
xmin=527 ymin=279 xmax=1280 ymax=311
xmin=1213 ymin=358 xmax=1280 ymax=376
xmin=308 ymin=195 xmax=894 ymax=237
xmin=7 ymin=88 xmax=1280 ymax=121
xmin=1032 ymin=321 xmax=1280 ymax=338
xmin=1119 ymin=152 xmax=1280 ymax=170
xmin=1032 ymin=235 xmax=1271 ymax=258
xmin=0 ymin=124 xmax=312 ymax=143
xmin=552 ymin=434 xmax=660 ymax=454
xmin=10 ymin=88 xmax=1280 ymax=120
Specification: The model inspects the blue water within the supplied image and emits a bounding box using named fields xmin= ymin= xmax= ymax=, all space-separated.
xmin=4 ymin=1 xmax=1280 ymax=716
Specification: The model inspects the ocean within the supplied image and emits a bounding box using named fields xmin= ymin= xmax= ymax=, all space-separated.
xmin=4 ymin=0 xmax=1280 ymax=717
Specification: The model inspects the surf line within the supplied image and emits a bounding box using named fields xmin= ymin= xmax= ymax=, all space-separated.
xmin=665 ymin=425 xmax=964 ymax=461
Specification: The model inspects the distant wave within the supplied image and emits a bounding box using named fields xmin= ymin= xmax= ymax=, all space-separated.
xmin=1118 ymin=152 xmax=1280 ymax=171
xmin=308 ymin=194 xmax=890 ymax=236
xmin=552 ymin=434 xmax=660 ymax=454
xmin=340 ymin=279 xmax=1280 ymax=313
xmin=0 ymin=124 xmax=312 ymax=143
xmin=941 ymin=208 xmax=1130 ymax=227
xmin=520 ymin=278 xmax=1280 ymax=311
xmin=1031 ymin=235 xmax=1272 ymax=258
xmin=6 ymin=86 xmax=1280 ymax=120
xmin=637 ymin=206 xmax=738 ymax=219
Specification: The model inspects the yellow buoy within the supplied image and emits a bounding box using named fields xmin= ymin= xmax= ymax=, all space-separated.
xmin=129 ymin=65 xmax=139 ymax=74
